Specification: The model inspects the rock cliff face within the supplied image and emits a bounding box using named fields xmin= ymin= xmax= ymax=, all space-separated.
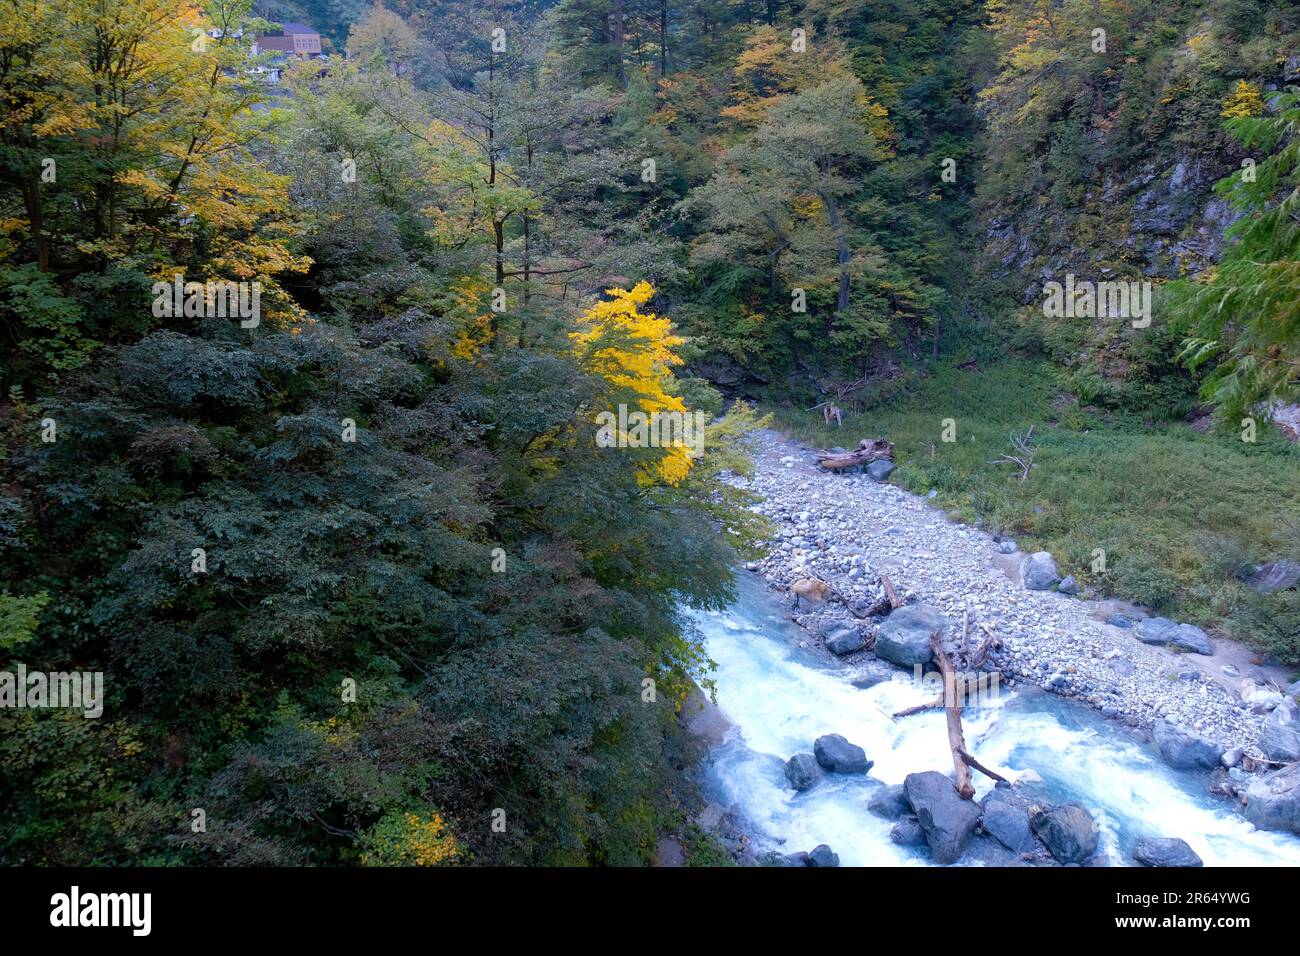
xmin=983 ymin=156 xmax=1242 ymax=299
xmin=976 ymin=15 xmax=1299 ymax=292
xmin=968 ymin=6 xmax=1299 ymax=412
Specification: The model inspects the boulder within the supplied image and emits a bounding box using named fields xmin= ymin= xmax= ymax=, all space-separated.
xmin=1135 ymin=617 xmax=1214 ymax=655
xmin=1287 ymin=679 xmax=1300 ymax=700
xmin=824 ymin=625 xmax=866 ymax=655
xmin=980 ymin=801 xmax=1035 ymax=853
xmin=849 ymin=660 xmax=896 ymax=689
xmin=1030 ymin=803 xmax=1098 ymax=863
xmin=817 ymin=616 xmax=853 ymax=638
xmin=890 ymin=817 xmax=928 ymax=847
xmin=813 ymin=734 xmax=872 ymax=774
xmin=997 ymin=540 xmax=1018 ymax=555
xmin=1259 ymin=698 xmax=1300 ymax=763
xmin=903 ymin=771 xmax=982 ymax=864
xmin=1244 ymin=762 xmax=1300 ymax=835
xmin=867 ymin=784 xmax=910 ymax=820
xmin=1020 ymin=551 xmax=1061 ymax=591
xmin=1240 ymin=679 xmax=1284 ymax=711
xmin=1152 ymin=718 xmax=1225 ymax=770
xmin=867 ymin=459 xmax=896 ymax=482
xmin=1240 ymin=560 xmax=1300 ymax=595
xmin=1106 ymin=613 xmax=1134 ymax=629
xmin=807 ymin=844 xmax=840 ymax=867
xmin=1133 ymin=837 xmax=1203 ymax=868
xmin=1057 ymin=575 xmax=1079 ymax=595
xmin=874 ymin=605 xmax=948 ymax=667
xmin=780 ymin=851 xmax=810 ymax=867
xmin=784 ymin=752 xmax=820 ymax=791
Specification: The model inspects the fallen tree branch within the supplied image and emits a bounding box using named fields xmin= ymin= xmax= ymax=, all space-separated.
xmin=968 ymin=635 xmax=1001 ymax=671
xmin=816 ymin=438 xmax=895 ymax=472
xmin=847 ymin=573 xmax=904 ymax=620
xmin=960 ymin=751 xmax=1009 ymax=785
xmin=892 ymin=695 xmax=943 ymax=719
xmin=991 ymin=425 xmax=1037 ymax=481
xmin=931 ymin=631 xmax=1007 ymax=799
xmin=882 ymin=574 xmax=902 ymax=610
xmin=890 ymin=675 xmax=990 ymax=719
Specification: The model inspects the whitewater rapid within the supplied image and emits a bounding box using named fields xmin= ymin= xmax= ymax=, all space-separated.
xmin=687 ymin=572 xmax=1300 ymax=867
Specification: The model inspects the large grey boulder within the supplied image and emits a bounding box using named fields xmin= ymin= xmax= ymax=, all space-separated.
xmin=807 ymin=844 xmax=840 ymax=867
xmin=1244 ymin=762 xmax=1300 ymax=835
xmin=1241 ymin=560 xmax=1300 ymax=595
xmin=867 ymin=459 xmax=896 ymax=482
xmin=1259 ymin=698 xmax=1300 ymax=763
xmin=1020 ymin=551 xmax=1061 ymax=590
xmin=1153 ymin=718 xmax=1225 ymax=770
xmin=1287 ymin=679 xmax=1300 ymax=700
xmin=824 ymin=624 xmax=866 ymax=655
xmin=874 ymin=605 xmax=947 ymax=667
xmin=1133 ymin=837 xmax=1203 ymax=868
xmin=903 ymin=771 xmax=982 ymax=864
xmin=1030 ymin=803 xmax=1098 ymax=863
xmin=784 ymin=752 xmax=820 ymax=791
xmin=1287 ymin=53 xmax=1300 ymax=83
xmin=980 ymin=801 xmax=1035 ymax=853
xmin=1135 ymin=617 xmax=1214 ymax=655
xmin=867 ymin=784 xmax=910 ymax=820
xmin=813 ymin=734 xmax=872 ymax=774
xmin=1057 ymin=574 xmax=1079 ymax=595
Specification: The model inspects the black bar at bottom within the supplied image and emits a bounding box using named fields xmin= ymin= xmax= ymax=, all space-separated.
xmin=0 ymin=864 xmax=1279 ymax=940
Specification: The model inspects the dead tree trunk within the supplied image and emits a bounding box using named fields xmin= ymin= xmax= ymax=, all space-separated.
xmin=816 ymin=438 xmax=894 ymax=472
xmin=931 ymin=631 xmax=1008 ymax=799
xmin=890 ymin=613 xmax=1009 ymax=799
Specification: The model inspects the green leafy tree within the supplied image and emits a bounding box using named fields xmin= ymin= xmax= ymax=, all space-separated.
xmin=1169 ymin=92 xmax=1300 ymax=423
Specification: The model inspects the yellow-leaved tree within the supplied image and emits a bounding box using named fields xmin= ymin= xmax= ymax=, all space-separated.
xmin=571 ymin=282 xmax=694 ymax=486
xmin=1 ymin=0 xmax=309 ymax=325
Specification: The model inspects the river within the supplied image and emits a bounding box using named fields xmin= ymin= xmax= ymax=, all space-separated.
xmin=687 ymin=572 xmax=1300 ymax=866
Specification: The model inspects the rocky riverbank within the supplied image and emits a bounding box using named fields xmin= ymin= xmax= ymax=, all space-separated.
xmin=727 ymin=429 xmax=1300 ymax=781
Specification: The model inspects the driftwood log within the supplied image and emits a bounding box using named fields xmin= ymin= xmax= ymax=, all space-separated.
xmin=931 ymin=632 xmax=1008 ymax=798
xmin=817 ymin=438 xmax=894 ymax=472
xmin=890 ymin=611 xmax=1009 ymax=800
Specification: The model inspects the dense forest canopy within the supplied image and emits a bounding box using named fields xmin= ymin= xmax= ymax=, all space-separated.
xmin=1 ymin=0 xmax=1297 ymax=865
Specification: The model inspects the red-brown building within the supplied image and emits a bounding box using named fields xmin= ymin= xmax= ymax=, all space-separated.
xmin=257 ymin=23 xmax=322 ymax=56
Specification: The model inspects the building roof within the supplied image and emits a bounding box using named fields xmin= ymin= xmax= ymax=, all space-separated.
xmin=275 ymin=23 xmax=319 ymax=36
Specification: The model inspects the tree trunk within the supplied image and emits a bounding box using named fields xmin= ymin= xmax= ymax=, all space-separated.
xmin=930 ymin=631 xmax=1009 ymax=799
xmin=21 ymin=173 xmax=49 ymax=271
xmin=611 ymin=0 xmax=626 ymax=85
xmin=659 ymin=1 xmax=668 ymax=77
xmin=815 ymin=438 xmax=893 ymax=471
xmin=820 ymin=190 xmax=851 ymax=314
xmin=522 ymin=214 xmax=531 ymax=306
xmin=493 ymin=218 xmax=505 ymax=342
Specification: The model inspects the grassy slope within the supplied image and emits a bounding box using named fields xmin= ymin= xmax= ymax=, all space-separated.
xmin=769 ymin=360 xmax=1300 ymax=665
